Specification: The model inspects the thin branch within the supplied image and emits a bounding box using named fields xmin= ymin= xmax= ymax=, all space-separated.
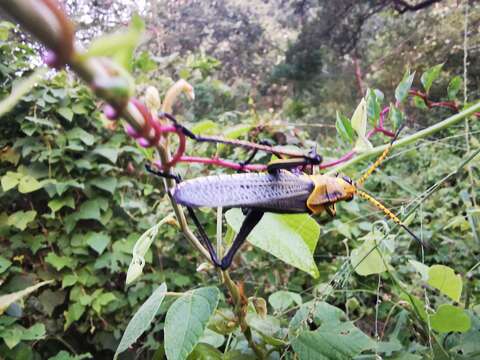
xmin=327 ymin=100 xmax=480 ymax=174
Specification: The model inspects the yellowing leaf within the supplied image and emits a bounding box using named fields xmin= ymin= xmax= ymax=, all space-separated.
xmin=427 ymin=265 xmax=462 ymax=302
xmin=7 ymin=210 xmax=37 ymax=230
xmin=1 ymin=171 xmax=21 ymax=192
xmin=350 ymin=98 xmax=367 ymax=138
xmin=18 ymin=175 xmax=42 ymax=193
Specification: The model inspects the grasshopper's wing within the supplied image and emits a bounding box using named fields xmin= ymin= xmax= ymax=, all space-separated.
xmin=172 ymin=171 xmax=314 ymax=213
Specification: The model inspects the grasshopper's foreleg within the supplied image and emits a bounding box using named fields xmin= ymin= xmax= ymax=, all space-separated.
xmin=220 ymin=210 xmax=264 ymax=270
xmin=266 ymin=146 xmax=322 ymax=174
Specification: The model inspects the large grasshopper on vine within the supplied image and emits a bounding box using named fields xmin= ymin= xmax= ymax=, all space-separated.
xmin=148 ymin=121 xmax=422 ymax=270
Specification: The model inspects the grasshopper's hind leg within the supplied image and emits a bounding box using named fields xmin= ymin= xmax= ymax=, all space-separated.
xmin=220 ymin=210 xmax=264 ymax=270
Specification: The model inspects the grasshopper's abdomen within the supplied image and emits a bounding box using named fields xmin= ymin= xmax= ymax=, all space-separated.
xmin=172 ymin=171 xmax=314 ymax=213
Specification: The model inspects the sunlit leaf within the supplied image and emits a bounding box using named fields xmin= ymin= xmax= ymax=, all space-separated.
xmin=18 ymin=175 xmax=42 ymax=193
xmin=430 ymin=304 xmax=471 ymax=333
xmin=7 ymin=210 xmax=36 ymax=230
xmin=225 ymin=209 xmax=320 ymax=278
xmin=427 ymin=265 xmax=462 ymax=302
xmin=1 ymin=171 xmax=21 ymax=192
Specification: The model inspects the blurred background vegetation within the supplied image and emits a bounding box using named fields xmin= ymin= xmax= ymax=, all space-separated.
xmin=0 ymin=0 xmax=479 ymax=359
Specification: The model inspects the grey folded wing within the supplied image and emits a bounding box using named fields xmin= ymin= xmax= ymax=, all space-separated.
xmin=171 ymin=171 xmax=314 ymax=213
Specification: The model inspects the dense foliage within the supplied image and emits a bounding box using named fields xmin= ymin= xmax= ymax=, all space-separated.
xmin=0 ymin=1 xmax=480 ymax=359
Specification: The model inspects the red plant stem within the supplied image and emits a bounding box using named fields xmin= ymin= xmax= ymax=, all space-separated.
xmin=409 ymin=89 xmax=480 ymax=117
xmin=320 ymin=151 xmax=356 ymax=169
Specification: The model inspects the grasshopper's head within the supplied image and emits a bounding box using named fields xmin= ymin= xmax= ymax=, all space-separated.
xmin=337 ymin=175 xmax=356 ymax=202
xmin=307 ymin=174 xmax=357 ymax=214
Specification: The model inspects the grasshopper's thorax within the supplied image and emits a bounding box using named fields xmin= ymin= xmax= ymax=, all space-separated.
xmin=306 ymin=174 xmax=356 ymax=215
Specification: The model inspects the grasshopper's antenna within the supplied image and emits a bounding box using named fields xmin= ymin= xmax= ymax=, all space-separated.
xmin=356 ymin=127 xmax=403 ymax=186
xmin=356 ymin=190 xmax=424 ymax=247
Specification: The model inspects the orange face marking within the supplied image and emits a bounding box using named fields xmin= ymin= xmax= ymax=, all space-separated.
xmin=306 ymin=175 xmax=356 ymax=215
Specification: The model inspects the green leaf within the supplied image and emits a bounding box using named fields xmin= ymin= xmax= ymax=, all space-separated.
xmin=93 ymin=147 xmax=119 ymax=163
xmin=0 ymin=323 xmax=46 ymax=349
xmin=0 ymin=256 xmax=12 ymax=274
xmin=400 ymin=294 xmax=428 ymax=322
xmin=191 ymin=120 xmax=218 ymax=135
xmin=48 ymin=195 xmax=75 ymax=213
xmin=448 ymin=76 xmax=462 ymax=100
xmin=409 ymin=260 xmax=429 ymax=281
xmin=430 ymin=304 xmax=471 ymax=333
xmin=77 ymin=199 xmax=107 ymax=220
xmin=335 ymin=111 xmax=354 ymax=143
xmin=8 ymin=210 xmax=36 ymax=230
xmin=62 ymin=274 xmax=78 ymax=288
xmin=291 ymin=322 xmax=373 ymax=360
xmin=366 ymin=88 xmax=382 ymax=126
xmin=92 ymin=292 xmax=116 ymax=313
xmin=187 ymin=343 xmax=223 ymax=360
xmin=126 ymin=215 xmax=175 ymax=284
xmin=421 ymin=63 xmax=443 ymax=93
xmin=427 ymin=265 xmax=462 ymax=302
xmin=38 ymin=290 xmax=66 ymax=317
xmin=224 ymin=124 xmax=252 ymax=139
xmin=225 ymin=209 xmax=320 ymax=277
xmin=86 ymin=232 xmax=111 ymax=255
xmin=66 ymin=127 xmax=95 ymax=146
xmin=84 ymin=14 xmax=145 ymax=71
xmin=114 ymin=283 xmax=167 ymax=359
xmin=199 ymin=328 xmax=225 ymax=348
xmin=45 ymin=252 xmax=76 ymax=271
xmin=0 ymin=68 xmax=46 ymax=118
xmin=0 ymin=280 xmax=54 ymax=315
xmin=413 ymin=95 xmax=428 ymax=110
xmin=165 ymin=287 xmax=220 ymax=360
xmin=269 ymin=291 xmax=302 ymax=312
xmin=395 ymin=71 xmax=415 ymax=103
xmin=247 ymin=314 xmax=286 ymax=346
xmin=64 ymin=302 xmax=86 ymax=330
xmin=350 ymin=237 xmax=389 ymax=276
xmin=57 ymin=107 xmax=74 ymax=121
xmin=289 ymin=301 xmax=348 ymax=339
xmin=89 ymin=177 xmax=118 ymax=194
xmin=18 ymin=175 xmax=42 ymax=193
xmin=389 ymin=104 xmax=405 ymax=131
xmin=1 ymin=171 xmax=21 ymax=192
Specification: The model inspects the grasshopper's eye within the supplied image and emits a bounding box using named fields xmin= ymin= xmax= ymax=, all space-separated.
xmin=342 ymin=175 xmax=353 ymax=185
